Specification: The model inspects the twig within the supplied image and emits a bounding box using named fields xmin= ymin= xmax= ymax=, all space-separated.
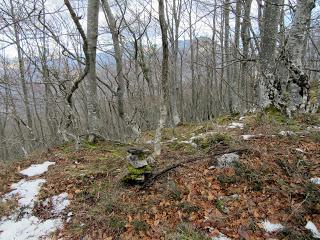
xmin=140 ymin=148 xmax=249 ymax=189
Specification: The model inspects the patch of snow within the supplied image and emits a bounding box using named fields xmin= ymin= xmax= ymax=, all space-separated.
xmin=165 ymin=137 xmax=178 ymax=143
xmin=20 ymin=161 xmax=55 ymax=177
xmin=310 ymin=178 xmax=320 ymax=185
xmin=279 ymin=130 xmax=295 ymax=136
xmin=307 ymin=126 xmax=320 ymax=132
xmin=261 ymin=220 xmax=284 ymax=233
xmin=145 ymin=140 xmax=154 ymax=144
xmin=227 ymin=122 xmax=244 ymax=129
xmin=0 ymin=161 xmax=69 ymax=240
xmin=0 ymin=215 xmax=63 ymax=240
xmin=5 ymin=179 xmax=46 ymax=208
xmin=242 ymin=135 xmax=255 ymax=140
xmin=190 ymin=131 xmax=217 ymax=141
xmin=212 ymin=232 xmax=231 ymax=240
xmin=305 ymin=221 xmax=320 ymax=238
xmin=51 ymin=193 xmax=70 ymax=215
xmin=239 ymin=116 xmax=246 ymax=121
xmin=179 ymin=140 xmax=197 ymax=147
xmin=66 ymin=212 xmax=73 ymax=223
xmin=295 ymin=148 xmax=305 ymax=153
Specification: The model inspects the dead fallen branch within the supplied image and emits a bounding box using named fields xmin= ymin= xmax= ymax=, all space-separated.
xmin=140 ymin=148 xmax=249 ymax=189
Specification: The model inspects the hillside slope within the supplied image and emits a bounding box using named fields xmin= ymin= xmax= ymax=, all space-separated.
xmin=1 ymin=112 xmax=320 ymax=239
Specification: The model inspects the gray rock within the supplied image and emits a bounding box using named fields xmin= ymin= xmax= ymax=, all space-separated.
xmin=145 ymin=155 xmax=156 ymax=166
xmin=127 ymin=148 xmax=144 ymax=155
xmin=127 ymin=155 xmax=148 ymax=168
xmin=214 ymin=153 xmax=240 ymax=168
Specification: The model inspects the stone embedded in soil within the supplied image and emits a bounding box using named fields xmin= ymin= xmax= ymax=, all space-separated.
xmin=213 ymin=153 xmax=240 ymax=168
xmin=127 ymin=154 xmax=148 ymax=168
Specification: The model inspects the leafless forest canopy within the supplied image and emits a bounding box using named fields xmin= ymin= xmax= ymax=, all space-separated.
xmin=0 ymin=0 xmax=319 ymax=161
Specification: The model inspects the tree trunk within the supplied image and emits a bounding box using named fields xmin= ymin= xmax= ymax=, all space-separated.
xmin=9 ymin=0 xmax=34 ymax=144
xmin=240 ymin=0 xmax=252 ymax=110
xmin=257 ymin=0 xmax=281 ymax=108
xmin=281 ymin=0 xmax=315 ymax=114
xmin=171 ymin=0 xmax=181 ymax=126
xmin=86 ymin=0 xmax=100 ymax=142
xmin=154 ymin=0 xmax=169 ymax=156
xmin=232 ymin=0 xmax=241 ymax=112
xmin=101 ymin=0 xmax=125 ymax=119
xmin=224 ymin=0 xmax=233 ymax=113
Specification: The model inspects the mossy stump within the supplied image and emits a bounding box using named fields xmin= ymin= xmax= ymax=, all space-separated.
xmin=122 ymin=148 xmax=152 ymax=184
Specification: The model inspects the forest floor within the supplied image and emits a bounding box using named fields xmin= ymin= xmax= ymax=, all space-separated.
xmin=1 ymin=111 xmax=320 ymax=240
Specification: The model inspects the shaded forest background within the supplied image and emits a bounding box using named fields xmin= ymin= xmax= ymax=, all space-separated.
xmin=0 ymin=0 xmax=319 ymax=161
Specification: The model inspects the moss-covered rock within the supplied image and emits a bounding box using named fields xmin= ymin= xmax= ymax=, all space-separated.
xmin=128 ymin=165 xmax=152 ymax=175
xmin=122 ymin=164 xmax=152 ymax=184
xmin=193 ymin=133 xmax=232 ymax=149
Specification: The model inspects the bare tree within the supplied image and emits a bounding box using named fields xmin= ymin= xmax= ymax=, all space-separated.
xmin=154 ymin=0 xmax=169 ymax=156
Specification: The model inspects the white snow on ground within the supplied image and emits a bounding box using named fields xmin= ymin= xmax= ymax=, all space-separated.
xmin=305 ymin=221 xmax=320 ymax=238
xmin=212 ymin=232 xmax=231 ymax=240
xmin=20 ymin=161 xmax=55 ymax=177
xmin=242 ymin=134 xmax=264 ymax=140
xmin=0 ymin=161 xmax=70 ymax=240
xmin=189 ymin=131 xmax=216 ymax=141
xmin=227 ymin=122 xmax=244 ymax=129
xmin=242 ymin=135 xmax=255 ymax=140
xmin=279 ymin=130 xmax=295 ymax=136
xmin=307 ymin=126 xmax=320 ymax=131
xmin=5 ymin=179 xmax=46 ymax=208
xmin=51 ymin=193 xmax=70 ymax=215
xmin=0 ymin=215 xmax=63 ymax=240
xmin=179 ymin=140 xmax=197 ymax=147
xmin=310 ymin=178 xmax=320 ymax=185
xmin=295 ymin=148 xmax=305 ymax=153
xmin=261 ymin=220 xmax=285 ymax=233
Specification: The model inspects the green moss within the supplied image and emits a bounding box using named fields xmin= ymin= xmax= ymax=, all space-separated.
xmin=265 ymin=105 xmax=286 ymax=123
xmin=108 ymin=149 xmax=125 ymax=158
xmin=107 ymin=217 xmax=126 ymax=232
xmin=215 ymin=198 xmax=226 ymax=213
xmin=60 ymin=144 xmax=72 ymax=153
xmin=177 ymin=202 xmax=201 ymax=214
xmin=217 ymin=175 xmax=237 ymax=187
xmin=310 ymin=131 xmax=320 ymax=142
xmin=167 ymin=181 xmax=182 ymax=201
xmin=215 ymin=115 xmax=233 ymax=124
xmin=132 ymin=220 xmax=149 ymax=232
xmin=122 ymin=165 xmax=152 ymax=183
xmin=165 ymin=223 xmax=211 ymax=240
xmin=194 ymin=133 xmax=233 ymax=149
xmin=83 ymin=141 xmax=98 ymax=150
xmin=128 ymin=165 xmax=152 ymax=175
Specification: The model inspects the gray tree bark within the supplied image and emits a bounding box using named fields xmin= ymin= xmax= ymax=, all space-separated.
xmin=154 ymin=0 xmax=169 ymax=156
xmin=282 ymin=0 xmax=315 ymax=114
xmin=257 ymin=0 xmax=281 ymax=109
xmin=86 ymin=0 xmax=100 ymax=142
